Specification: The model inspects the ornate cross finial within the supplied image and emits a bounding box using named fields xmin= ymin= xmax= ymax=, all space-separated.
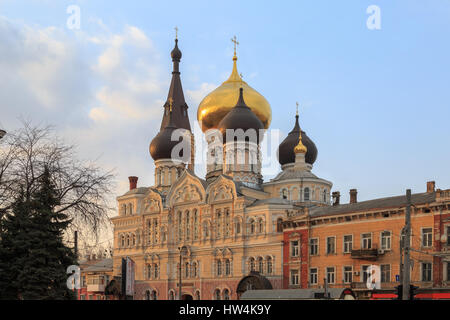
xmin=168 ymin=97 xmax=173 ymax=112
xmin=175 ymin=26 xmax=178 ymax=40
xmin=296 ymin=101 xmax=299 ymax=116
xmin=231 ymin=35 xmax=239 ymax=56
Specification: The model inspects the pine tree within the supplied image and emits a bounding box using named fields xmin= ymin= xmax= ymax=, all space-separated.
xmin=0 ymin=189 xmax=32 ymax=299
xmin=0 ymin=167 xmax=78 ymax=300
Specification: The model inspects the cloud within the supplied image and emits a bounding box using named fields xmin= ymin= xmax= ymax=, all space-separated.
xmin=186 ymin=82 xmax=217 ymax=105
xmin=0 ymin=16 xmax=170 ymax=203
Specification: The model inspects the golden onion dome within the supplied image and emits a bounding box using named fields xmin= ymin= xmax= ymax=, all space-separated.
xmin=197 ymin=54 xmax=272 ymax=132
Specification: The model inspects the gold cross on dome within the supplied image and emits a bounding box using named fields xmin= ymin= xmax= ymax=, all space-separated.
xmin=296 ymin=102 xmax=299 ymax=116
xmin=168 ymin=97 xmax=173 ymax=112
xmin=175 ymin=26 xmax=178 ymax=40
xmin=231 ymin=35 xmax=239 ymax=55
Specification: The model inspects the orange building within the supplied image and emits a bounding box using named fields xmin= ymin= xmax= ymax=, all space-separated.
xmin=283 ymin=182 xmax=450 ymax=299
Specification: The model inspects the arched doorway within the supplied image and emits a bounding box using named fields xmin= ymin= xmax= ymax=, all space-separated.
xmin=181 ymin=294 xmax=193 ymax=300
xmin=236 ymin=271 xmax=273 ymax=299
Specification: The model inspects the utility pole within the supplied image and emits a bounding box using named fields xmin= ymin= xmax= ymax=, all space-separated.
xmin=402 ymin=189 xmax=412 ymax=300
xmin=399 ymin=227 xmax=404 ymax=284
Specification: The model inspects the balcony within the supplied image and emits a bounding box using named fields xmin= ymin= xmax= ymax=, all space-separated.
xmin=87 ymin=284 xmax=105 ymax=292
xmin=351 ymin=248 xmax=381 ymax=260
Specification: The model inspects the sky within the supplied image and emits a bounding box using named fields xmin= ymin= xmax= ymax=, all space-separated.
xmin=1 ymin=0 xmax=449 ymax=209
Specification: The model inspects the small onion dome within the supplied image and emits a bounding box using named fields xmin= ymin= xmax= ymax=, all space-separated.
xmin=171 ymin=39 xmax=182 ymax=61
xmin=278 ymin=114 xmax=317 ymax=165
xmin=217 ymin=87 xmax=264 ymax=144
xmin=294 ymin=131 xmax=308 ymax=154
xmin=150 ymin=111 xmax=183 ymax=161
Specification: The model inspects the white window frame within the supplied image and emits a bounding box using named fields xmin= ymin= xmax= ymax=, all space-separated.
xmin=326 ymin=266 xmax=335 ymax=284
xmin=310 ymin=268 xmax=318 ymax=285
xmin=421 ymin=262 xmax=433 ymax=282
xmin=343 ymin=266 xmax=353 ymax=284
xmin=343 ymin=234 xmax=353 ymax=253
xmin=361 ymin=233 xmax=372 ymax=249
xmin=291 ymin=240 xmax=300 ymax=257
xmin=290 ymin=269 xmax=299 ymax=285
xmin=310 ymin=238 xmax=319 ymax=256
xmin=380 ymin=230 xmax=392 ymax=250
xmin=421 ymin=227 xmax=433 ymax=248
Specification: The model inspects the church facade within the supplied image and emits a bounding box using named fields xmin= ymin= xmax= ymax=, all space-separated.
xmin=110 ymin=37 xmax=332 ymax=300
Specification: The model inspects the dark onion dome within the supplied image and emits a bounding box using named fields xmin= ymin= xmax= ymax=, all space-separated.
xmin=278 ymin=114 xmax=318 ymax=165
xmin=217 ymin=87 xmax=264 ymax=144
xmin=150 ymin=110 xmax=184 ymax=161
xmin=171 ymin=39 xmax=182 ymax=61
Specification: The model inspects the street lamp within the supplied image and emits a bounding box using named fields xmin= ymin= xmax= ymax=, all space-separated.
xmin=0 ymin=129 xmax=6 ymax=140
xmin=178 ymin=245 xmax=187 ymax=300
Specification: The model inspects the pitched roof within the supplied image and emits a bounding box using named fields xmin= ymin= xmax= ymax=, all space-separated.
xmin=82 ymin=258 xmax=113 ymax=273
xmin=309 ymin=192 xmax=436 ymax=218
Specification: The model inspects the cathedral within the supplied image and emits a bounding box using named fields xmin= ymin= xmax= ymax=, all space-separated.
xmin=111 ymin=36 xmax=333 ymax=300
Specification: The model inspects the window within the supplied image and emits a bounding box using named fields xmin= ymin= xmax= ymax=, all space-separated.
xmin=145 ymin=291 xmax=151 ymax=300
xmin=381 ymin=264 xmax=391 ymax=283
xmin=258 ymin=219 xmax=264 ymax=233
xmin=192 ymin=262 xmax=198 ymax=278
xmin=422 ymin=228 xmax=433 ymax=247
xmin=217 ymin=260 xmax=222 ymax=276
xmin=381 ymin=231 xmax=392 ymax=250
xmin=326 ymin=267 xmax=335 ymax=284
xmin=147 ymin=264 xmax=152 ymax=279
xmin=276 ymin=218 xmax=283 ymax=233
xmin=195 ymin=291 xmax=200 ymax=300
xmin=291 ymin=240 xmax=299 ymax=257
xmin=214 ymin=289 xmax=221 ymax=300
xmin=310 ymin=268 xmax=318 ymax=285
xmin=422 ymin=263 xmax=432 ymax=282
xmin=310 ymin=238 xmax=318 ymax=255
xmin=323 ymin=190 xmax=327 ymax=203
xmin=80 ymin=295 xmax=85 ymax=300
xmin=154 ymin=264 xmax=159 ymax=279
xmin=151 ymin=290 xmax=157 ymax=300
xmin=447 ymin=263 xmax=450 ymax=282
xmin=185 ymin=262 xmax=190 ymax=278
xmin=169 ymin=291 xmax=174 ymax=300
xmin=447 ymin=226 xmax=450 ymax=246
xmin=362 ymin=265 xmax=370 ymax=283
xmin=282 ymin=189 xmax=288 ymax=200
xmin=249 ymin=258 xmax=255 ymax=272
xmin=304 ymin=187 xmax=310 ymax=201
xmin=236 ymin=221 xmax=241 ymax=234
xmin=343 ymin=235 xmax=353 ymax=253
xmin=344 ymin=266 xmax=353 ymax=284
xmin=267 ymin=257 xmax=273 ymax=274
xmin=249 ymin=219 xmax=255 ymax=234
xmin=225 ymin=259 xmax=231 ymax=276
xmin=258 ymin=257 xmax=264 ymax=273
xmin=326 ymin=237 xmax=336 ymax=254
xmin=223 ymin=289 xmax=230 ymax=300
xmin=362 ymin=233 xmax=372 ymax=249
xmin=290 ymin=269 xmax=299 ymax=285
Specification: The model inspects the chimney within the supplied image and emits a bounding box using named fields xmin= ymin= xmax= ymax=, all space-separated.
xmin=128 ymin=176 xmax=138 ymax=190
xmin=332 ymin=191 xmax=340 ymax=206
xmin=426 ymin=181 xmax=435 ymax=193
xmin=349 ymin=189 xmax=357 ymax=204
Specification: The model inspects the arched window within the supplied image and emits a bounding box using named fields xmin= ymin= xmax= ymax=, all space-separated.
xmin=249 ymin=258 xmax=255 ymax=272
xmin=282 ymin=189 xmax=288 ymax=200
xmin=132 ymin=234 xmax=136 ymax=246
xmin=225 ymin=259 xmax=231 ymax=276
xmin=236 ymin=221 xmax=241 ymax=234
xmin=249 ymin=219 xmax=255 ymax=234
xmin=258 ymin=257 xmax=264 ymax=273
xmin=304 ymin=187 xmax=310 ymax=201
xmin=151 ymin=290 xmax=157 ymax=300
xmin=216 ymin=210 xmax=222 ymax=238
xmin=154 ymin=264 xmax=159 ymax=279
xmin=267 ymin=257 xmax=273 ymax=274
xmin=276 ymin=218 xmax=283 ymax=233
xmin=323 ymin=189 xmax=327 ymax=203
xmin=185 ymin=210 xmax=190 ymax=240
xmin=145 ymin=290 xmax=151 ymax=300
xmin=203 ymin=221 xmax=209 ymax=238
xmin=147 ymin=264 xmax=152 ymax=279
xmin=128 ymin=203 xmax=133 ymax=215
xmin=126 ymin=234 xmax=130 ymax=246
xmin=217 ymin=260 xmax=222 ymax=276
xmin=225 ymin=209 xmax=231 ymax=237
xmin=168 ymin=291 xmax=174 ymax=300
xmin=223 ymin=289 xmax=230 ymax=300
xmin=185 ymin=262 xmax=190 ymax=278
xmin=258 ymin=218 xmax=264 ymax=233
xmin=121 ymin=235 xmax=125 ymax=247
xmin=192 ymin=262 xmax=198 ymax=278
xmin=195 ymin=291 xmax=201 ymax=300
xmin=214 ymin=289 xmax=221 ymax=300
xmin=177 ymin=211 xmax=182 ymax=241
xmin=194 ymin=210 xmax=199 ymax=240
